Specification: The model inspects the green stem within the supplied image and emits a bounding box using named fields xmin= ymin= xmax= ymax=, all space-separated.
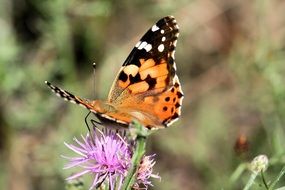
xmin=230 ymin=163 xmax=247 ymax=184
xmin=122 ymin=121 xmax=148 ymax=190
xmin=261 ymin=171 xmax=269 ymax=190
xmin=243 ymin=173 xmax=258 ymax=190
xmin=269 ymin=166 xmax=285 ymax=190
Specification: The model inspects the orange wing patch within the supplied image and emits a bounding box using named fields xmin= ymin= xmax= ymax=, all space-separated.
xmin=139 ymin=58 xmax=155 ymax=71
xmin=140 ymin=63 xmax=168 ymax=80
xmin=112 ymin=58 xmax=171 ymax=98
xmin=128 ymin=81 xmax=150 ymax=94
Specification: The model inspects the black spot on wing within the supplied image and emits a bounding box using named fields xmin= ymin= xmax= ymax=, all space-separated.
xmin=145 ymin=74 xmax=157 ymax=89
xmin=175 ymin=103 xmax=180 ymax=108
xmin=176 ymin=91 xmax=183 ymax=98
xmin=168 ymin=57 xmax=174 ymax=65
xmin=129 ymin=73 xmax=142 ymax=84
xmin=169 ymin=45 xmax=175 ymax=52
xmin=174 ymin=83 xmax=179 ymax=88
xmin=171 ymin=113 xmax=179 ymax=120
xmin=169 ymin=66 xmax=175 ymax=77
xmin=118 ymin=71 xmax=128 ymax=82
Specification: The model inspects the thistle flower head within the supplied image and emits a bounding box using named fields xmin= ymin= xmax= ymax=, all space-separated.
xmin=63 ymin=129 xmax=131 ymax=190
xmin=134 ymin=155 xmax=161 ymax=189
xmin=63 ymin=128 xmax=159 ymax=190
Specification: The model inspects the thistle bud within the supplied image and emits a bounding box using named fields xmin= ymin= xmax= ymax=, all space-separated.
xmin=250 ymin=154 xmax=269 ymax=174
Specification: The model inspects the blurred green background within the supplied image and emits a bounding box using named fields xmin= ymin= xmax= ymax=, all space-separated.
xmin=1 ymin=0 xmax=285 ymax=189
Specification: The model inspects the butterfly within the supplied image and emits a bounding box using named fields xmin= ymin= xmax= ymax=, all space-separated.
xmin=46 ymin=16 xmax=183 ymax=130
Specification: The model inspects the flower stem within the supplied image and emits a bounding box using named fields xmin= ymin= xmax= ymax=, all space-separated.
xmin=122 ymin=121 xmax=148 ymax=190
xmin=261 ymin=171 xmax=269 ymax=189
xmin=230 ymin=163 xmax=247 ymax=184
xmin=269 ymin=165 xmax=285 ymax=190
xmin=243 ymin=172 xmax=258 ymax=190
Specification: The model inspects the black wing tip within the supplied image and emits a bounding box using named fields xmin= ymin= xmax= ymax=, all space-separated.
xmin=162 ymin=15 xmax=175 ymax=19
xmin=156 ymin=16 xmax=179 ymax=31
xmin=164 ymin=15 xmax=174 ymax=18
xmin=160 ymin=15 xmax=176 ymax=23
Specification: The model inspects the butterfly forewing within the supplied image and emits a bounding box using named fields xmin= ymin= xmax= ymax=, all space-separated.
xmin=108 ymin=16 xmax=183 ymax=128
xmin=108 ymin=16 xmax=179 ymax=102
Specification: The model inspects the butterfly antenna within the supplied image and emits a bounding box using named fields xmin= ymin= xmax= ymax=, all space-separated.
xmin=92 ymin=62 xmax=97 ymax=99
xmin=85 ymin=62 xmax=99 ymax=143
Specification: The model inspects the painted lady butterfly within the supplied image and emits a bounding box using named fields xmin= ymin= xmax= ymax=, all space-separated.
xmin=46 ymin=16 xmax=183 ymax=130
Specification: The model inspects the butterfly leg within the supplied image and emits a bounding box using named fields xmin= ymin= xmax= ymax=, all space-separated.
xmin=85 ymin=111 xmax=103 ymax=145
xmin=84 ymin=111 xmax=102 ymax=130
xmin=84 ymin=111 xmax=97 ymax=145
xmin=84 ymin=111 xmax=92 ymax=133
xmin=90 ymin=119 xmax=102 ymax=127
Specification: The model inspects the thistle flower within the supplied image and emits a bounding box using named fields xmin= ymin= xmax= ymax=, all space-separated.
xmin=63 ymin=128 xmax=159 ymax=190
xmin=134 ymin=155 xmax=161 ymax=189
xmin=63 ymin=129 xmax=131 ymax=190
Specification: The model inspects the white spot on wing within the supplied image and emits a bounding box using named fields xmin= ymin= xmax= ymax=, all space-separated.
xmin=173 ymin=75 xmax=179 ymax=83
xmin=158 ymin=44 xmax=164 ymax=52
xmin=173 ymin=61 xmax=177 ymax=70
xmin=135 ymin=41 xmax=141 ymax=48
xmin=144 ymin=44 xmax=152 ymax=52
xmin=123 ymin=65 xmax=139 ymax=76
xmin=138 ymin=41 xmax=147 ymax=50
xmin=69 ymin=100 xmax=76 ymax=104
xmin=160 ymin=29 xmax=165 ymax=34
xmin=171 ymin=51 xmax=175 ymax=59
xmin=151 ymin=24 xmax=159 ymax=32
xmin=162 ymin=37 xmax=166 ymax=42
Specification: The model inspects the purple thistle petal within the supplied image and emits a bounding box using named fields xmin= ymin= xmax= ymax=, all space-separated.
xmin=66 ymin=169 xmax=91 ymax=181
xmin=64 ymin=142 xmax=87 ymax=157
xmin=63 ymin=159 xmax=89 ymax=169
